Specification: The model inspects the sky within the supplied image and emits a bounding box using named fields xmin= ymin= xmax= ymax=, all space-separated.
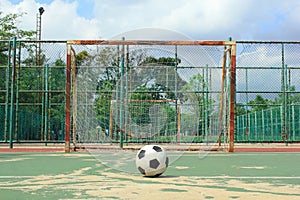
xmin=1 ymin=0 xmax=300 ymax=41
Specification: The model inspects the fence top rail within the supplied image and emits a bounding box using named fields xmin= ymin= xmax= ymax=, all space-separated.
xmin=237 ymin=40 xmax=300 ymax=44
xmin=66 ymin=40 xmax=235 ymax=46
xmin=0 ymin=40 xmax=67 ymax=43
xmin=2 ymin=39 xmax=300 ymax=45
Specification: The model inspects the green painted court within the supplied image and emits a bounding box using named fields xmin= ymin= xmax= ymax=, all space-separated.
xmin=0 ymin=150 xmax=299 ymax=199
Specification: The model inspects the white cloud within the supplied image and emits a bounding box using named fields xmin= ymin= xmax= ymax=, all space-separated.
xmin=1 ymin=0 xmax=300 ymax=40
xmin=0 ymin=0 xmax=101 ymax=40
xmin=43 ymin=0 xmax=101 ymax=39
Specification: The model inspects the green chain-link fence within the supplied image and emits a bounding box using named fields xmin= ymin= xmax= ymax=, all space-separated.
xmin=0 ymin=39 xmax=66 ymax=143
xmin=236 ymin=41 xmax=300 ymax=142
xmin=1 ymin=39 xmax=300 ymax=146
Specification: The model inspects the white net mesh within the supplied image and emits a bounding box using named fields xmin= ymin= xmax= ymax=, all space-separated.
xmin=70 ymin=31 xmax=232 ymax=174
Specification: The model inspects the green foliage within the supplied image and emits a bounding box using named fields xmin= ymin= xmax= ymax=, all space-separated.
xmin=235 ymin=103 xmax=247 ymax=115
xmin=273 ymin=85 xmax=300 ymax=105
xmin=95 ymin=79 xmax=115 ymax=129
xmin=181 ymin=73 xmax=213 ymax=136
xmin=54 ymin=58 xmax=66 ymax=66
xmin=129 ymin=86 xmax=153 ymax=125
xmin=0 ymin=12 xmax=36 ymax=65
xmin=129 ymin=84 xmax=177 ymax=137
xmin=0 ymin=12 xmax=36 ymax=40
xmin=93 ymin=47 xmax=119 ymax=130
xmin=248 ymin=95 xmax=271 ymax=112
xmin=182 ymin=73 xmax=206 ymax=106
xmin=76 ymin=50 xmax=90 ymax=66
xmin=92 ymin=49 xmax=182 ymax=131
xmin=140 ymin=56 xmax=181 ymax=66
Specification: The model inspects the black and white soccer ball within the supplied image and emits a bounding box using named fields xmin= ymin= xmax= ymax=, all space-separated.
xmin=136 ymin=145 xmax=169 ymax=177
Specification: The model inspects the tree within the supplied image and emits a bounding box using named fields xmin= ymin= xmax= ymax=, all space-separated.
xmin=93 ymin=47 xmax=119 ymax=131
xmin=0 ymin=12 xmax=36 ymax=65
xmin=140 ymin=56 xmax=181 ymax=66
xmin=129 ymin=86 xmax=154 ymax=125
xmin=128 ymin=56 xmax=181 ymax=130
xmin=273 ymin=85 xmax=300 ymax=105
xmin=248 ymin=95 xmax=271 ymax=112
xmin=235 ymin=103 xmax=247 ymax=116
xmin=0 ymin=12 xmax=35 ymax=40
xmin=181 ymin=73 xmax=212 ymax=136
xmin=93 ymin=50 xmax=183 ymax=136
xmin=0 ymin=11 xmax=37 ymax=103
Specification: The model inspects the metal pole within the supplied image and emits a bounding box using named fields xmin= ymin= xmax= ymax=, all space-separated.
xmin=65 ymin=44 xmax=71 ymax=152
xmin=125 ymin=44 xmax=129 ymax=144
xmin=229 ymin=39 xmax=236 ymax=152
xmin=37 ymin=7 xmax=44 ymax=66
xmin=49 ymin=65 xmax=52 ymax=141
xmin=254 ymin=111 xmax=259 ymax=141
xmin=4 ymin=41 xmax=12 ymax=142
xmin=292 ymin=105 xmax=295 ymax=141
xmin=201 ymin=68 xmax=205 ymax=139
xmin=44 ymin=64 xmax=49 ymax=144
xmin=285 ymin=64 xmax=288 ymax=143
xmin=205 ymin=64 xmax=209 ymax=144
xmin=113 ymin=45 xmax=120 ymax=141
xmin=281 ymin=44 xmax=287 ymax=142
xmin=263 ymin=110 xmax=266 ymax=141
xmin=218 ymin=48 xmax=227 ymax=146
xmin=9 ymin=37 xmax=17 ymax=148
xmin=270 ymin=107 xmax=274 ymax=140
xmin=15 ymin=41 xmax=21 ymax=142
xmin=245 ymin=67 xmax=249 ymax=140
xmin=175 ymin=45 xmax=180 ymax=142
xmin=71 ymin=47 xmax=77 ymax=146
xmin=119 ymin=37 xmax=125 ymax=148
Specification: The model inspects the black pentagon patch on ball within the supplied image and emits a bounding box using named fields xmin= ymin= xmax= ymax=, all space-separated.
xmin=138 ymin=167 xmax=145 ymax=175
xmin=152 ymin=145 xmax=162 ymax=152
xmin=150 ymin=159 xmax=160 ymax=169
xmin=138 ymin=150 xmax=146 ymax=159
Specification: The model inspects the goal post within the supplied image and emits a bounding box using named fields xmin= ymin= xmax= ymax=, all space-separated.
xmin=229 ymin=43 xmax=236 ymax=152
xmin=65 ymin=39 xmax=236 ymax=152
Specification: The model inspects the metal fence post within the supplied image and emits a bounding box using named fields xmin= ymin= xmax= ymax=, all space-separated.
xmin=9 ymin=37 xmax=17 ymax=148
xmin=119 ymin=37 xmax=125 ymax=148
xmin=65 ymin=44 xmax=71 ymax=152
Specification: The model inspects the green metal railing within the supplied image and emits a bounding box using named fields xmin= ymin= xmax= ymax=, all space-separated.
xmin=0 ymin=39 xmax=66 ymax=145
xmin=0 ymin=39 xmax=300 ymax=147
xmin=236 ymin=105 xmax=300 ymax=142
xmin=236 ymin=41 xmax=300 ymax=143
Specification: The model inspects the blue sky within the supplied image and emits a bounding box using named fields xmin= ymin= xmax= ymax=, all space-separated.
xmin=8 ymin=0 xmax=95 ymax=19
xmin=2 ymin=0 xmax=300 ymax=40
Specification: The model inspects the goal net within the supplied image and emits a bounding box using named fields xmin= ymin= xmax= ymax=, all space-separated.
xmin=66 ymin=39 xmax=235 ymax=154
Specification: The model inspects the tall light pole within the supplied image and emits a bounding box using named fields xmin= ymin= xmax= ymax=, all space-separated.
xmin=36 ymin=7 xmax=45 ymax=142
xmin=36 ymin=7 xmax=44 ymax=66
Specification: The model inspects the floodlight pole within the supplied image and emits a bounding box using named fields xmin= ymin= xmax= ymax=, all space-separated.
xmin=36 ymin=7 xmax=44 ymax=65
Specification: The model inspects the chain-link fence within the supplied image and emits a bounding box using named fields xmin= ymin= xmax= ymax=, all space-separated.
xmin=236 ymin=41 xmax=300 ymax=142
xmin=0 ymin=39 xmax=66 ymax=144
xmin=1 ymin=39 xmax=300 ymax=148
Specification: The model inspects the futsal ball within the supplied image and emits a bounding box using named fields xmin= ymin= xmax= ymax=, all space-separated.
xmin=136 ymin=144 xmax=169 ymax=177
